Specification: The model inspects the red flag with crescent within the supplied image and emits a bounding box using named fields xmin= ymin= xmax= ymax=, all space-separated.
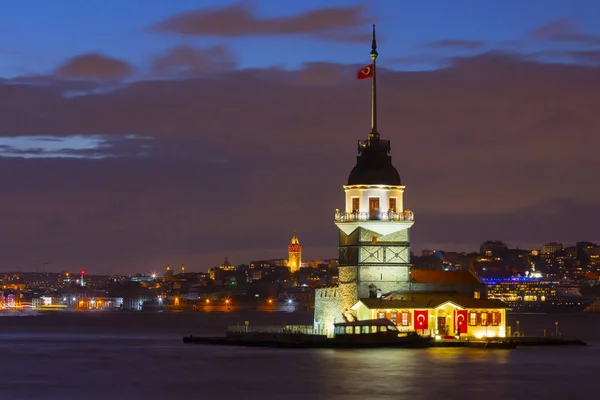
xmin=455 ymin=310 xmax=468 ymax=334
xmin=357 ymin=64 xmax=374 ymax=80
xmin=413 ymin=310 xmax=428 ymax=330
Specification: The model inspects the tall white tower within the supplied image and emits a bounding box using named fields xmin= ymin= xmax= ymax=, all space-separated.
xmin=333 ymin=25 xmax=414 ymax=315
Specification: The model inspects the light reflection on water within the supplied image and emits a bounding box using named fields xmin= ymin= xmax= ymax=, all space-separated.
xmin=0 ymin=312 xmax=597 ymax=400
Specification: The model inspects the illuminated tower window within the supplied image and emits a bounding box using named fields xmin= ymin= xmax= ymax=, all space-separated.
xmin=389 ymin=197 xmax=397 ymax=212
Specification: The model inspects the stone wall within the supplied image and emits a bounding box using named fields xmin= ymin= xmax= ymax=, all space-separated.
xmin=359 ymin=227 xmax=409 ymax=243
xmin=313 ymin=287 xmax=341 ymax=338
xmin=357 ymin=265 xmax=410 ymax=298
xmin=338 ymin=266 xmax=358 ymax=313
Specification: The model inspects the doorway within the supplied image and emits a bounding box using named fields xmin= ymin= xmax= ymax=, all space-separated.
xmin=369 ymin=197 xmax=380 ymax=220
xmin=437 ymin=316 xmax=447 ymax=335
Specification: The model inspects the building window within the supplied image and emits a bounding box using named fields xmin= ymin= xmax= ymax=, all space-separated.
xmin=378 ymin=311 xmax=385 ymax=319
xmin=492 ymin=312 xmax=501 ymax=326
xmin=474 ymin=291 xmax=480 ymax=299
xmin=480 ymin=311 xmax=488 ymax=326
xmin=352 ymin=197 xmax=360 ymax=212
xmin=400 ymin=311 xmax=411 ymax=326
xmin=390 ymin=311 xmax=398 ymax=325
xmin=389 ymin=197 xmax=397 ymax=212
xmin=469 ymin=312 xmax=478 ymax=326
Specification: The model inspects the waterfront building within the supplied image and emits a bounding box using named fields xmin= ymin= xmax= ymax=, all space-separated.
xmin=313 ymin=26 xmax=509 ymax=338
xmin=352 ymin=294 xmax=507 ymax=338
xmin=288 ymin=232 xmax=302 ymax=273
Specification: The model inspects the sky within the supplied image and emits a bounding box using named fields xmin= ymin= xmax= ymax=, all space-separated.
xmin=1 ymin=0 xmax=600 ymax=274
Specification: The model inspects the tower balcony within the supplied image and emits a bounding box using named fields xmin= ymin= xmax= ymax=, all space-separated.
xmin=334 ymin=209 xmax=414 ymax=236
xmin=334 ymin=210 xmax=414 ymax=223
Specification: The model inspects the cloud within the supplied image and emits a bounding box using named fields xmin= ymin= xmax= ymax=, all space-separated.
xmin=0 ymin=134 xmax=152 ymax=159
xmin=529 ymin=18 xmax=600 ymax=45
xmin=528 ymin=49 xmax=600 ymax=65
xmin=387 ymin=54 xmax=450 ymax=69
xmin=1 ymin=52 xmax=600 ymax=273
xmin=423 ymin=40 xmax=484 ymax=50
xmin=569 ymin=50 xmax=600 ymax=63
xmin=151 ymin=45 xmax=238 ymax=76
xmin=55 ymin=53 xmax=134 ymax=80
xmin=149 ymin=2 xmax=370 ymax=41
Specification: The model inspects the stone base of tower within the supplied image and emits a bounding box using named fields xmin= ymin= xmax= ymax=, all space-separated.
xmin=313 ymin=266 xmax=359 ymax=338
xmin=313 ymin=287 xmax=341 ymax=338
xmin=358 ymin=265 xmax=410 ymax=298
xmin=338 ymin=266 xmax=358 ymax=312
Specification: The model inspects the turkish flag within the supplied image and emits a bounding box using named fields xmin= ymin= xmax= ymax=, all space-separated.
xmin=455 ymin=310 xmax=468 ymax=334
xmin=357 ymin=64 xmax=374 ymax=80
xmin=413 ymin=310 xmax=428 ymax=330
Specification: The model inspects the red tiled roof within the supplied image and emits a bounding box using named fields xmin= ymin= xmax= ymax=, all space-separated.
xmin=410 ymin=270 xmax=482 ymax=285
xmin=359 ymin=292 xmax=508 ymax=310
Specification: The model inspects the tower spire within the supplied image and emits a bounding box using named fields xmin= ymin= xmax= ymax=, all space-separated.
xmin=370 ymin=24 xmax=378 ymax=138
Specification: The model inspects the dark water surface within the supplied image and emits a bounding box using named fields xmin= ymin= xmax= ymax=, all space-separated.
xmin=0 ymin=311 xmax=598 ymax=400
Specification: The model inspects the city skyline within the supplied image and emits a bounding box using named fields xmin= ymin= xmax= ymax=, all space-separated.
xmin=1 ymin=1 xmax=600 ymax=274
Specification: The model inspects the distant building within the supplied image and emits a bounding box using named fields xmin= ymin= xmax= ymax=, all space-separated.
xmin=479 ymin=241 xmax=508 ymax=257
xmin=249 ymin=259 xmax=288 ymax=269
xmin=540 ymin=242 xmax=563 ymax=255
xmin=288 ymin=232 xmax=302 ymax=273
xmin=209 ymin=257 xmax=236 ymax=280
xmin=251 ymin=270 xmax=263 ymax=281
xmin=303 ymin=259 xmax=338 ymax=269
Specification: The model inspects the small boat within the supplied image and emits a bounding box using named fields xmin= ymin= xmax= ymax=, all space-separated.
xmin=183 ymin=318 xmax=431 ymax=349
xmin=327 ymin=318 xmax=431 ymax=348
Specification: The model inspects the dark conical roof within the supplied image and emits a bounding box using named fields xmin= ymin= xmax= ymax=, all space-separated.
xmin=347 ymin=134 xmax=401 ymax=186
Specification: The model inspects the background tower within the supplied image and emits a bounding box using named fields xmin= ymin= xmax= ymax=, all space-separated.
xmin=334 ymin=25 xmax=414 ymax=315
xmin=288 ymin=231 xmax=302 ymax=273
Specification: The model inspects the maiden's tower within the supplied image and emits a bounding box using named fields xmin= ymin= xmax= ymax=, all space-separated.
xmin=313 ymin=26 xmax=415 ymax=334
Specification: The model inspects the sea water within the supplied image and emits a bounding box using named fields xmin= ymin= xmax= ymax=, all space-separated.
xmin=0 ymin=311 xmax=598 ymax=400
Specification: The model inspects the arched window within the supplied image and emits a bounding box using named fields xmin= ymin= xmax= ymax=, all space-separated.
xmin=377 ymin=310 xmax=386 ymax=319
xmin=469 ymin=311 xmax=478 ymax=326
xmin=390 ymin=310 xmax=398 ymax=325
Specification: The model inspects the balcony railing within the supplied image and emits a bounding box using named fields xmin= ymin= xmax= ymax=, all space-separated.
xmin=334 ymin=210 xmax=414 ymax=222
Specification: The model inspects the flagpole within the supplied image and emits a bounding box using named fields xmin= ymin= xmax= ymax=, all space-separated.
xmin=370 ymin=24 xmax=378 ymax=138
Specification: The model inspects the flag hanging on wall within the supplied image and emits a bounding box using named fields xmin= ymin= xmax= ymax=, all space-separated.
xmin=413 ymin=310 xmax=428 ymax=329
xmin=455 ymin=310 xmax=469 ymax=334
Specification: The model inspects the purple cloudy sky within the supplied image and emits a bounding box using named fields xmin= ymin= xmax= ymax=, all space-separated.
xmin=1 ymin=0 xmax=599 ymax=274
